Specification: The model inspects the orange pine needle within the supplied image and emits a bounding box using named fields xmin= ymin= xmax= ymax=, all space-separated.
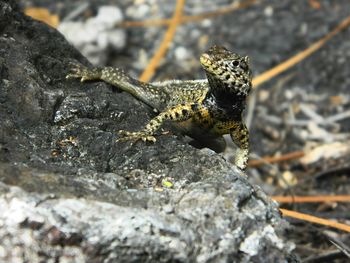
xmin=273 ymin=195 xmax=350 ymax=203
xmin=25 ymin=7 xmax=59 ymax=28
xmin=139 ymin=0 xmax=185 ymax=82
xmin=252 ymin=15 xmax=350 ymax=88
xmin=309 ymin=0 xmax=321 ymax=9
xmin=248 ymin=150 xmax=305 ymax=167
xmin=280 ymin=208 xmax=350 ymax=233
xmin=120 ymin=0 xmax=256 ymax=27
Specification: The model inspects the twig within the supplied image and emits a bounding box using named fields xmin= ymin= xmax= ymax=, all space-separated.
xmin=249 ymin=153 xmax=296 ymax=199
xmin=24 ymin=8 xmax=59 ymax=28
xmin=280 ymin=208 xmax=350 ymax=233
xmin=62 ymin=2 xmax=90 ymax=22
xmin=308 ymin=0 xmax=322 ymax=9
xmin=299 ymin=104 xmax=324 ymax=122
xmin=325 ymin=109 xmax=350 ymax=123
xmin=248 ymin=150 xmax=305 ymax=167
xmin=139 ymin=0 xmax=185 ymax=82
xmin=329 ymin=240 xmax=350 ymax=258
xmin=324 ymin=231 xmax=350 ymax=258
xmin=252 ymin=15 xmax=350 ymax=88
xmin=311 ymin=211 xmax=350 ymax=220
xmin=287 ymin=109 xmax=350 ymax=128
xmin=273 ymin=195 xmax=350 ymax=203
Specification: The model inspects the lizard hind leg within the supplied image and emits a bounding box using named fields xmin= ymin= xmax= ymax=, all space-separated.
xmin=116 ymin=112 xmax=167 ymax=143
xmin=117 ymin=103 xmax=199 ymax=143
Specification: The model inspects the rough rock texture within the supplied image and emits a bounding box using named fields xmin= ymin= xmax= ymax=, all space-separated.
xmin=0 ymin=1 xmax=296 ymax=262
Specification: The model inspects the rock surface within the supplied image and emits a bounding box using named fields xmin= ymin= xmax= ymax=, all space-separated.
xmin=0 ymin=1 xmax=296 ymax=262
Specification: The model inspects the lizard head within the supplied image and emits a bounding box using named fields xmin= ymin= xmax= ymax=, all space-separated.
xmin=200 ymin=45 xmax=252 ymax=96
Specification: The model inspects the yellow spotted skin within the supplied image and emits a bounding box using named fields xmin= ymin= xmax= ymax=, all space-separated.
xmin=66 ymin=45 xmax=252 ymax=169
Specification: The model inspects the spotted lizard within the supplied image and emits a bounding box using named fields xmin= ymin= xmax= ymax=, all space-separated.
xmin=66 ymin=45 xmax=252 ymax=169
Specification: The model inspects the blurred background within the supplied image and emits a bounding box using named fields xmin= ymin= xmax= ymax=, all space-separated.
xmin=21 ymin=1 xmax=350 ymax=261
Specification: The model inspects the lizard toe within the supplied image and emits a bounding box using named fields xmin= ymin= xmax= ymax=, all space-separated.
xmin=117 ymin=130 xmax=156 ymax=143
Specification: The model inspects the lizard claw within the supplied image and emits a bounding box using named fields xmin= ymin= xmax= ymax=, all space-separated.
xmin=234 ymin=149 xmax=248 ymax=170
xmin=66 ymin=62 xmax=100 ymax=82
xmin=116 ymin=130 xmax=157 ymax=143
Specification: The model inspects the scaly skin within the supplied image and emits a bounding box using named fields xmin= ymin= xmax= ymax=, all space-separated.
xmin=66 ymin=45 xmax=252 ymax=169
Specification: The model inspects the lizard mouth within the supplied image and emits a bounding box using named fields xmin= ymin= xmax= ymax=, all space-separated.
xmin=200 ymin=53 xmax=211 ymax=66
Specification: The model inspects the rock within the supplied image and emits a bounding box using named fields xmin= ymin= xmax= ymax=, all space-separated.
xmin=175 ymin=46 xmax=192 ymax=61
xmin=58 ymin=5 xmax=126 ymax=65
xmin=0 ymin=1 xmax=297 ymax=262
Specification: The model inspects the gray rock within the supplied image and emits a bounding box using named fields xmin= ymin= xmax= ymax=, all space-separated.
xmin=0 ymin=1 xmax=297 ymax=262
xmin=58 ymin=5 xmax=126 ymax=65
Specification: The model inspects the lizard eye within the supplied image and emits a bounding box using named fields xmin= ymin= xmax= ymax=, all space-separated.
xmin=231 ymin=60 xmax=239 ymax=67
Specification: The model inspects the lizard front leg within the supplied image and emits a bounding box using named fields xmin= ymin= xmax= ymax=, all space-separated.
xmin=66 ymin=62 xmax=135 ymax=86
xmin=117 ymin=103 xmax=202 ymax=143
xmin=66 ymin=62 xmax=103 ymax=81
xmin=229 ymin=122 xmax=249 ymax=170
xmin=66 ymin=62 xmax=165 ymax=109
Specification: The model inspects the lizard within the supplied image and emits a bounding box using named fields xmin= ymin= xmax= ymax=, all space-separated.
xmin=66 ymin=45 xmax=252 ymax=170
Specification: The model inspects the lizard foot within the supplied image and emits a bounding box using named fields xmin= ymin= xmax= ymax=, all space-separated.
xmin=66 ymin=62 xmax=101 ymax=82
xmin=234 ymin=148 xmax=248 ymax=171
xmin=116 ymin=130 xmax=157 ymax=143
